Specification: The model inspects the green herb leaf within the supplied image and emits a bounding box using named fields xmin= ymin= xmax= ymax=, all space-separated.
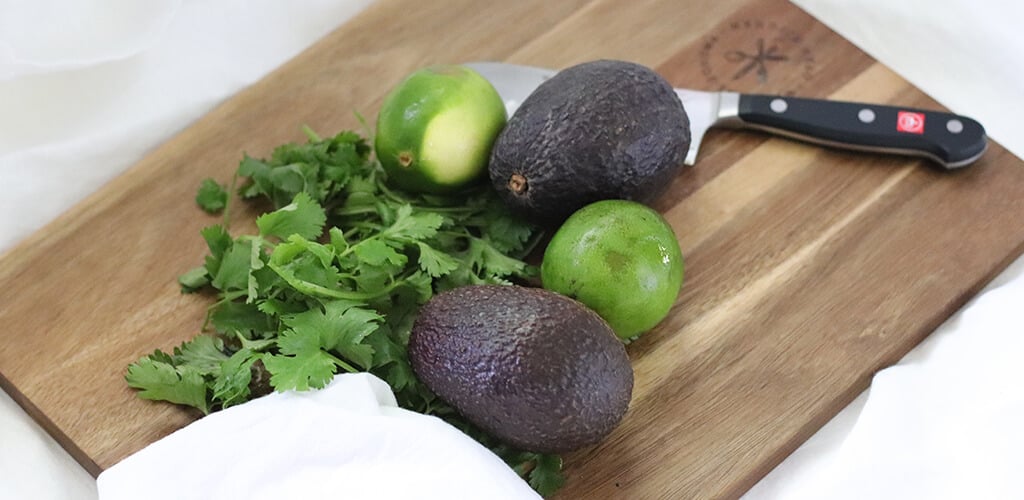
xmin=527 ymin=453 xmax=566 ymax=496
xmin=126 ymin=355 xmax=210 ymax=414
xmin=263 ymin=335 xmax=341 ymax=392
xmin=178 ymin=265 xmax=210 ymax=293
xmin=281 ymin=300 xmax=381 ymax=370
xmin=211 ymin=349 xmax=257 ymax=409
xmin=385 ymin=204 xmax=445 ymax=242
xmin=353 ymin=239 xmax=407 ymax=268
xmin=172 ymin=335 xmax=228 ymax=375
xmin=211 ymin=239 xmax=253 ymax=292
xmin=483 ymin=208 xmax=536 ymax=254
xmin=416 ymin=242 xmax=460 ymax=277
xmin=200 ymin=225 xmax=232 ymax=278
xmin=196 ymin=178 xmax=228 ymax=214
xmin=256 ymin=192 xmax=326 ymax=240
xmin=210 ymin=300 xmax=273 ymax=337
xmin=468 ymin=238 xmax=529 ymax=281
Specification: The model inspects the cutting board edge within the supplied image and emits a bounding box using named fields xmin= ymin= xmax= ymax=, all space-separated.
xmin=0 ymin=371 xmax=102 ymax=477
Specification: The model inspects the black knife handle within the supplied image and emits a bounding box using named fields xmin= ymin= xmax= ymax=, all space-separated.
xmin=736 ymin=94 xmax=987 ymax=169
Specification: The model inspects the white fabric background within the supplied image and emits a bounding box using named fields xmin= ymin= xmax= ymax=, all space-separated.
xmin=1 ymin=0 xmax=1022 ymax=498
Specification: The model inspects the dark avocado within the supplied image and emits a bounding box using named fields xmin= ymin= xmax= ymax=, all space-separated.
xmin=407 ymin=285 xmax=633 ymax=453
xmin=488 ymin=59 xmax=691 ymax=226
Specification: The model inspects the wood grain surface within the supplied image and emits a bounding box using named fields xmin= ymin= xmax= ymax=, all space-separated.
xmin=3 ymin=0 xmax=1024 ymax=498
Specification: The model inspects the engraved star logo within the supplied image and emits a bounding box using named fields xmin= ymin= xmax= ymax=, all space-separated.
xmin=724 ymin=38 xmax=788 ymax=83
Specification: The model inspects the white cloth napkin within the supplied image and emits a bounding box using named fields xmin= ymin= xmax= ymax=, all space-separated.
xmin=96 ymin=373 xmax=539 ymax=500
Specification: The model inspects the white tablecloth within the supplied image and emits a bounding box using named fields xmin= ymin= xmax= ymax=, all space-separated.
xmin=2 ymin=1 xmax=1022 ymax=498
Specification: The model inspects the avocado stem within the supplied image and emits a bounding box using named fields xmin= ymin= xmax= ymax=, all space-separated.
xmin=508 ymin=174 xmax=528 ymax=195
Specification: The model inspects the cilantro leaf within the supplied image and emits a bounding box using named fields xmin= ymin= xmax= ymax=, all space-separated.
xmin=263 ymin=331 xmax=340 ymax=392
xmin=256 ymin=192 xmax=326 ymax=240
xmin=196 ymin=178 xmax=228 ymax=214
xmin=527 ymin=453 xmax=566 ymax=496
xmin=126 ymin=356 xmax=210 ymax=414
xmin=236 ymin=131 xmax=372 ymax=208
xmin=258 ymin=298 xmax=306 ymax=317
xmin=483 ymin=208 xmax=536 ymax=254
xmin=402 ymin=270 xmax=434 ymax=303
xmin=285 ymin=234 xmax=335 ymax=268
xmin=328 ymin=227 xmax=348 ymax=254
xmin=416 ymin=242 xmax=459 ymax=277
xmin=351 ymin=264 xmax=392 ymax=295
xmin=363 ymin=324 xmax=405 ymax=369
xmin=281 ymin=300 xmax=381 ymax=370
xmin=178 ymin=265 xmax=209 ymax=292
xmin=237 ymin=155 xmax=273 ymax=200
xmin=172 ymin=335 xmax=228 ymax=375
xmin=247 ymin=235 xmax=266 ymax=302
xmin=469 ymin=238 xmax=529 ymax=281
xmin=200 ymin=224 xmax=232 ymax=279
xmin=385 ymin=204 xmax=445 ymax=242
xmin=211 ymin=239 xmax=253 ymax=292
xmin=354 ymin=239 xmax=407 ymax=268
xmin=211 ymin=349 xmax=257 ymax=409
xmin=210 ymin=300 xmax=273 ymax=337
xmin=267 ymin=260 xmax=348 ymax=301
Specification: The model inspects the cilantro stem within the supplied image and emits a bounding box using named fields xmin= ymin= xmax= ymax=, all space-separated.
xmin=374 ymin=177 xmax=412 ymax=205
xmin=333 ymin=229 xmax=398 ymax=262
xmin=333 ymin=206 xmax=379 ymax=217
xmin=437 ymin=229 xmax=473 ymax=238
xmin=327 ymin=351 xmax=359 ymax=374
xmin=210 ymin=290 xmax=248 ymax=307
xmin=515 ymin=229 xmax=547 ymax=260
xmin=301 ymin=124 xmax=322 ymax=143
xmin=408 ymin=205 xmax=479 ymax=214
xmin=348 ymin=221 xmax=382 ymax=233
xmin=342 ymin=227 xmax=363 ymax=241
xmin=201 ymin=289 xmax=249 ymax=331
xmin=267 ymin=262 xmax=407 ymax=301
xmin=372 ymin=178 xmax=485 ymax=216
xmin=353 ymin=111 xmax=373 ymax=140
xmin=221 ymin=174 xmax=239 ymax=230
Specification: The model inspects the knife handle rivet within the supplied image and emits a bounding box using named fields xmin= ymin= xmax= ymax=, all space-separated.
xmin=858 ymin=108 xmax=876 ymax=123
xmin=770 ymin=98 xmax=788 ymax=113
xmin=946 ymin=119 xmax=964 ymax=134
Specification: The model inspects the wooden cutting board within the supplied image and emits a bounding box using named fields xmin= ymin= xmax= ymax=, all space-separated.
xmin=3 ymin=0 xmax=1024 ymax=497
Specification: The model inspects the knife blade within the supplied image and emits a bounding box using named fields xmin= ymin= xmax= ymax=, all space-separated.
xmin=464 ymin=61 xmax=987 ymax=169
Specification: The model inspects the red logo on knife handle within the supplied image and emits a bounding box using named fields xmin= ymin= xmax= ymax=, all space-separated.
xmin=897 ymin=111 xmax=925 ymax=134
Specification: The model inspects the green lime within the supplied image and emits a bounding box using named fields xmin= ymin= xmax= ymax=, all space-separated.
xmin=374 ymin=65 xmax=507 ymax=194
xmin=541 ymin=200 xmax=684 ymax=341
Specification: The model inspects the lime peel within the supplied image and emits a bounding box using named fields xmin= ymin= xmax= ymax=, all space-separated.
xmin=375 ymin=65 xmax=506 ymax=194
xmin=541 ymin=200 xmax=684 ymax=341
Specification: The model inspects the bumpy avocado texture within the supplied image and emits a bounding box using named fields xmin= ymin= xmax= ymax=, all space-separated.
xmin=407 ymin=285 xmax=633 ymax=453
xmin=488 ymin=59 xmax=691 ymax=226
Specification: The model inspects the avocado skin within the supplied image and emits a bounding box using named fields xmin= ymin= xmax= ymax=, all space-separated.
xmin=408 ymin=285 xmax=633 ymax=453
xmin=488 ymin=59 xmax=691 ymax=226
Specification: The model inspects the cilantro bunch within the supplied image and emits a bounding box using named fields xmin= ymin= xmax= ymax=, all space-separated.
xmin=126 ymin=128 xmax=564 ymax=495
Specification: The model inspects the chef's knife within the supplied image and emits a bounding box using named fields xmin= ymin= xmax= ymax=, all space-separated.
xmin=465 ymin=62 xmax=987 ymax=169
